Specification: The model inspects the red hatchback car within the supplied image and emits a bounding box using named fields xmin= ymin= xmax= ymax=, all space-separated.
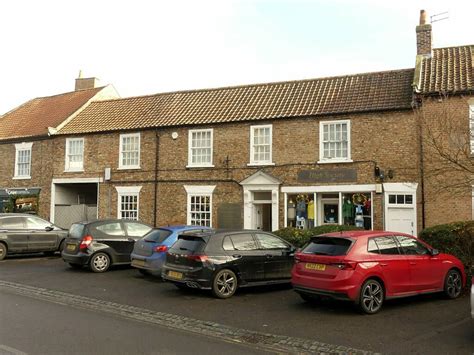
xmin=291 ymin=231 xmax=465 ymax=314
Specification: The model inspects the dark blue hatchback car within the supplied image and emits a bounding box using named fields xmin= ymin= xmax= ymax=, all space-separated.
xmin=130 ymin=225 xmax=211 ymax=275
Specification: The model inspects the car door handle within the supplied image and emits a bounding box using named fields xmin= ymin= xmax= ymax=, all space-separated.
xmin=410 ymin=262 xmax=417 ymax=265
xmin=380 ymin=263 xmax=388 ymax=267
xmin=266 ymin=254 xmax=274 ymax=259
xmin=232 ymin=254 xmax=242 ymax=259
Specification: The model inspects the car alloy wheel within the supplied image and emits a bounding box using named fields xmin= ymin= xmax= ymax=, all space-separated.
xmin=212 ymin=269 xmax=237 ymax=299
xmin=90 ymin=252 xmax=110 ymax=273
xmin=444 ymin=269 xmax=462 ymax=299
xmin=0 ymin=243 xmax=6 ymax=261
xmin=359 ymin=279 xmax=384 ymax=314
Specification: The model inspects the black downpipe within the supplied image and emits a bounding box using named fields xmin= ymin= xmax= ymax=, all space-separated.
xmin=153 ymin=129 xmax=160 ymax=227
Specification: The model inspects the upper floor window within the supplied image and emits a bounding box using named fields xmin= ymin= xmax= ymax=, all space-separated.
xmin=188 ymin=129 xmax=213 ymax=167
xmin=249 ymin=124 xmax=273 ymax=165
xmin=319 ymin=120 xmax=351 ymax=163
xmin=65 ymin=138 xmax=84 ymax=172
xmin=14 ymin=142 xmax=33 ymax=179
xmin=119 ymin=133 xmax=140 ymax=169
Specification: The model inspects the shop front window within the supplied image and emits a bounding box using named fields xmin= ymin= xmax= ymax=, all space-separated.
xmin=285 ymin=191 xmax=372 ymax=230
xmin=342 ymin=193 xmax=372 ymax=230
xmin=286 ymin=194 xmax=316 ymax=229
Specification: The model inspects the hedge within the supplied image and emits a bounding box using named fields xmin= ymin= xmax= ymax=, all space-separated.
xmin=419 ymin=221 xmax=473 ymax=288
xmin=274 ymin=225 xmax=362 ymax=248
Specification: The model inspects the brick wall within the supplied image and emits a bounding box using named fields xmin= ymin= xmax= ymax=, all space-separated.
xmin=48 ymin=108 xmax=422 ymax=230
xmin=419 ymin=95 xmax=473 ymax=226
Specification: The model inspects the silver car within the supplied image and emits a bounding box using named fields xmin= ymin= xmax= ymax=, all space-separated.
xmin=0 ymin=213 xmax=67 ymax=260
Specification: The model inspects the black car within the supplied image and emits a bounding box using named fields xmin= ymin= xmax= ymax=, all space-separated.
xmin=0 ymin=213 xmax=67 ymax=260
xmin=161 ymin=230 xmax=296 ymax=298
xmin=61 ymin=219 xmax=152 ymax=272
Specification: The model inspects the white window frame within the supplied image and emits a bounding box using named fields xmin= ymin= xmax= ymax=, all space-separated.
xmin=115 ymin=186 xmax=142 ymax=220
xmin=249 ymin=124 xmax=274 ymax=166
xmin=14 ymin=142 xmax=33 ymax=179
xmin=119 ymin=133 xmax=141 ymax=170
xmin=65 ymin=137 xmax=84 ymax=172
xmin=187 ymin=129 xmax=214 ymax=168
xmin=184 ymin=185 xmax=216 ymax=227
xmin=318 ymin=120 xmax=352 ymax=164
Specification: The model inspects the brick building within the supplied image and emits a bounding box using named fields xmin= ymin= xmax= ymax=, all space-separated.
xmin=0 ymin=77 xmax=118 ymax=219
xmin=52 ymin=69 xmax=421 ymax=233
xmin=413 ymin=11 xmax=474 ymax=227
xmin=1 ymin=10 xmax=471 ymax=234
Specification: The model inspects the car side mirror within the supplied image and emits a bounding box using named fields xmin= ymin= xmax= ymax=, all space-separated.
xmin=430 ymin=248 xmax=439 ymax=256
xmin=45 ymin=226 xmax=54 ymax=232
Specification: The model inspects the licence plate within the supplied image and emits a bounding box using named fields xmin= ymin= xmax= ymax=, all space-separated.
xmin=168 ymin=270 xmax=183 ymax=280
xmin=305 ymin=263 xmax=326 ymax=271
xmin=66 ymin=244 xmax=76 ymax=251
xmin=132 ymin=259 xmax=146 ymax=267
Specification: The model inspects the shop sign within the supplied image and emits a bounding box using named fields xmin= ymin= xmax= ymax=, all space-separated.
xmin=297 ymin=169 xmax=357 ymax=183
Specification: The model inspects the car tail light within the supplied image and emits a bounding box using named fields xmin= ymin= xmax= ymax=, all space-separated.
xmin=331 ymin=261 xmax=357 ymax=270
xmin=154 ymin=245 xmax=168 ymax=253
xmin=186 ymin=255 xmax=208 ymax=262
xmin=79 ymin=235 xmax=93 ymax=250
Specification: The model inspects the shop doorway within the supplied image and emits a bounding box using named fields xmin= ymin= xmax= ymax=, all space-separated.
xmin=319 ymin=194 xmax=339 ymax=225
xmin=254 ymin=203 xmax=272 ymax=231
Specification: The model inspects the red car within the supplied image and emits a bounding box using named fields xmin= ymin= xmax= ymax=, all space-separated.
xmin=291 ymin=231 xmax=465 ymax=314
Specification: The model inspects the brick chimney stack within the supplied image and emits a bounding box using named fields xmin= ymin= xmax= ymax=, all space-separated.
xmin=75 ymin=70 xmax=100 ymax=91
xmin=416 ymin=9 xmax=432 ymax=56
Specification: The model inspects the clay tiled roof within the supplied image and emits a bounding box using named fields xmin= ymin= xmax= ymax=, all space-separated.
xmin=0 ymin=87 xmax=104 ymax=140
xmin=416 ymin=45 xmax=474 ymax=94
xmin=58 ymin=69 xmax=415 ymax=135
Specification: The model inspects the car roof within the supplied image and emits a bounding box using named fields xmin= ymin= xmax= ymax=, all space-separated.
xmin=158 ymin=225 xmax=212 ymax=232
xmin=320 ymin=230 xmax=414 ymax=238
xmin=72 ymin=219 xmax=151 ymax=226
xmin=0 ymin=213 xmax=41 ymax=217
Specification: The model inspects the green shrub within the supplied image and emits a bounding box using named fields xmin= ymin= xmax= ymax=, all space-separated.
xmin=419 ymin=221 xmax=473 ymax=288
xmin=274 ymin=225 xmax=362 ymax=248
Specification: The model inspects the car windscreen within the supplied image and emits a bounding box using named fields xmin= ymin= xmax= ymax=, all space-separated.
xmin=69 ymin=224 xmax=85 ymax=239
xmin=302 ymin=236 xmax=353 ymax=256
xmin=169 ymin=235 xmax=208 ymax=255
xmin=143 ymin=229 xmax=173 ymax=243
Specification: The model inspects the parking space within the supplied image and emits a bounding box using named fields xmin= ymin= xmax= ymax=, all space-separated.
xmin=0 ymin=255 xmax=472 ymax=354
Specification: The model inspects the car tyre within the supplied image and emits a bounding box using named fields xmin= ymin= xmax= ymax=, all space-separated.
xmin=212 ymin=269 xmax=237 ymax=299
xmin=444 ymin=269 xmax=462 ymax=299
xmin=0 ymin=243 xmax=7 ymax=261
xmin=89 ymin=252 xmax=110 ymax=273
xmin=358 ymin=279 xmax=384 ymax=314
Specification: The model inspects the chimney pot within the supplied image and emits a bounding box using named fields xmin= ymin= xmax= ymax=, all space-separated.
xmin=419 ymin=9 xmax=427 ymax=25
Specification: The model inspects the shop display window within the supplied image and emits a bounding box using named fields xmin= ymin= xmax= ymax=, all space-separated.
xmin=342 ymin=192 xmax=371 ymax=230
xmin=285 ymin=191 xmax=372 ymax=230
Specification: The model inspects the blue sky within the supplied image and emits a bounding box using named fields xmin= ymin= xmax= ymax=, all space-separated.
xmin=1 ymin=0 xmax=472 ymax=114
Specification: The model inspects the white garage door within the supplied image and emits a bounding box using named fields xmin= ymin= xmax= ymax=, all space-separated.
xmin=386 ymin=207 xmax=415 ymax=235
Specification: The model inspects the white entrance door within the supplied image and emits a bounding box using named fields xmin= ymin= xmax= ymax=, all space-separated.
xmin=386 ymin=208 xmax=415 ymax=235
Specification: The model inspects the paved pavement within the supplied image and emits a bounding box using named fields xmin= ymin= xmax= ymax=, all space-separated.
xmin=1 ymin=254 xmax=473 ymax=354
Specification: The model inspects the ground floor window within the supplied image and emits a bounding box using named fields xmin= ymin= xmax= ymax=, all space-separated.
xmin=115 ymin=186 xmax=142 ymax=220
xmin=285 ymin=190 xmax=373 ymax=230
xmin=184 ymin=185 xmax=216 ymax=227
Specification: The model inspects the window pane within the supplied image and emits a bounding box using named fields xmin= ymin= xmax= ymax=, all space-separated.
xmin=396 ymin=236 xmax=429 ymax=255
xmin=230 ymin=234 xmax=257 ymax=251
xmin=389 ymin=195 xmax=396 ymax=204
xmin=405 ymin=195 xmax=413 ymax=204
xmin=374 ymin=237 xmax=400 ymax=255
xmin=96 ymin=222 xmax=124 ymax=236
xmin=396 ymin=195 xmax=405 ymax=204
xmin=189 ymin=194 xmax=211 ymax=227
xmin=255 ymin=234 xmax=288 ymax=249
xmin=367 ymin=238 xmax=379 ymax=254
